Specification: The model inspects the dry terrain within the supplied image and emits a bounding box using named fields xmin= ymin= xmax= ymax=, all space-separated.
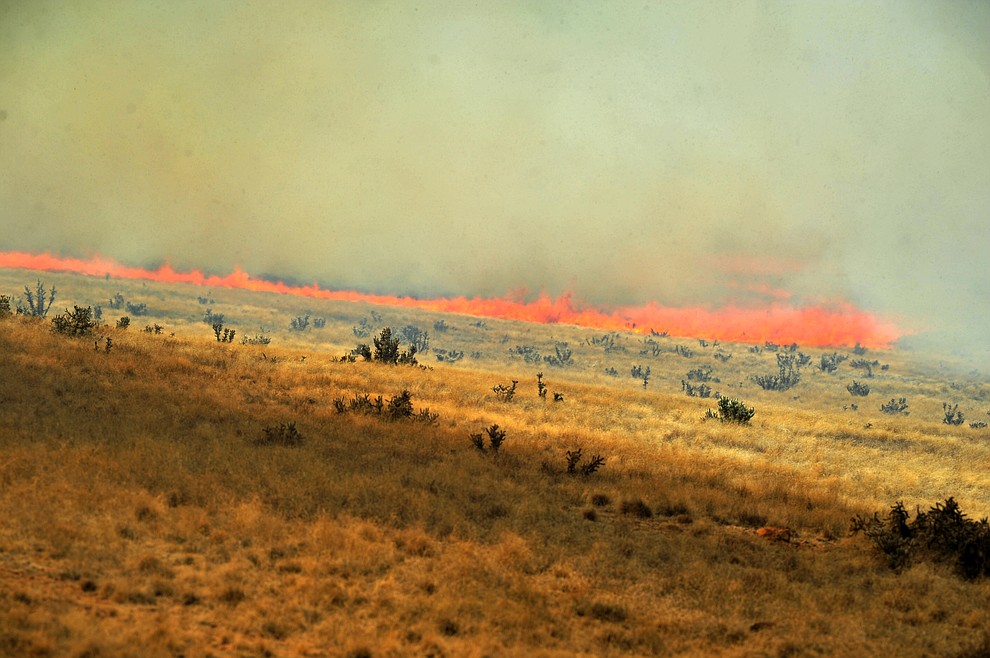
xmin=1 ymin=268 xmax=989 ymax=657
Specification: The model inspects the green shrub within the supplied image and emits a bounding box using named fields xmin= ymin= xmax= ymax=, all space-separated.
xmin=708 ymin=397 xmax=755 ymax=424
xmin=51 ymin=305 xmax=98 ymax=337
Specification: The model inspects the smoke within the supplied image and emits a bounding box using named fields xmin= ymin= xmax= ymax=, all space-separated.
xmin=1 ymin=2 xmax=988 ymax=354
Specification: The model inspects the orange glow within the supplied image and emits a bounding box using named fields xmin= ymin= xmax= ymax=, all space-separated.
xmin=0 ymin=250 xmax=902 ymax=348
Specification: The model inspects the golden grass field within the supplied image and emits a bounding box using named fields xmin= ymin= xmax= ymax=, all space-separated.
xmin=1 ymin=268 xmax=989 ymax=657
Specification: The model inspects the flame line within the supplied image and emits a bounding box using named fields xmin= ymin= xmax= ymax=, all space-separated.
xmin=0 ymin=250 xmax=901 ymax=348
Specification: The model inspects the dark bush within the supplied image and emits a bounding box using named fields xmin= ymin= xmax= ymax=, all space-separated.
xmin=18 ymin=280 xmax=56 ymax=317
xmin=203 ymin=308 xmax=223 ymax=325
xmin=372 ymin=327 xmax=417 ymax=365
xmin=256 ymin=422 xmax=305 ymax=447
xmin=289 ymin=314 xmax=310 ymax=331
xmin=943 ymin=402 xmax=965 ymax=426
xmin=492 ymin=380 xmax=518 ymax=402
xmin=434 ymin=348 xmax=464 ymax=363
xmin=482 ymin=424 xmax=507 ymax=454
xmin=880 ymin=398 xmax=909 ymax=415
xmin=116 ymin=316 xmax=131 ymax=329
xmin=619 ymin=499 xmax=653 ymax=519
xmin=707 ymin=397 xmax=755 ymax=424
xmin=851 ymin=498 xmax=990 ymax=579
xmin=51 ymin=305 xmax=99 ymax=337
xmin=212 ymin=323 xmax=235 ymax=343
xmin=681 ymin=381 xmax=714 ymax=398
xmin=847 ymin=381 xmax=871 ymax=397
xmin=401 ymin=325 xmax=429 ymax=353
xmin=543 ymin=342 xmax=573 ymax=367
xmin=0 ymin=294 xmax=12 ymax=317
xmin=753 ymin=353 xmax=801 ymax=391
xmin=509 ymin=345 xmax=542 ymax=364
xmin=125 ymin=301 xmax=149 ymax=316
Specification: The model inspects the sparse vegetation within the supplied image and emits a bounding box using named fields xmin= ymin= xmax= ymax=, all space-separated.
xmin=115 ymin=316 xmax=130 ymax=329
xmin=2 ymin=267 xmax=990 ymax=657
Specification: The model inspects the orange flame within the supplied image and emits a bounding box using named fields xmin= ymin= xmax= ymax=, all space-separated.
xmin=0 ymin=250 xmax=901 ymax=348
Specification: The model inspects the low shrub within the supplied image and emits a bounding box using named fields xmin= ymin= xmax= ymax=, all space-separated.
xmin=706 ymin=397 xmax=755 ymax=424
xmin=880 ymin=398 xmax=909 ymax=415
xmin=847 ymin=381 xmax=871 ymax=397
xmin=851 ymin=498 xmax=990 ymax=579
xmin=256 ymin=422 xmax=305 ymax=447
xmin=492 ymin=380 xmax=518 ymax=402
xmin=51 ymin=305 xmax=99 ymax=337
xmin=943 ymin=402 xmax=965 ymax=426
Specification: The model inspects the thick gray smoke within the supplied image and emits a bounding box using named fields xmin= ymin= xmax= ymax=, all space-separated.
xmin=1 ymin=2 xmax=988 ymax=358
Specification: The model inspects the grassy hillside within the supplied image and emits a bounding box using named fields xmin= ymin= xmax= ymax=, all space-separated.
xmin=1 ymin=269 xmax=989 ymax=657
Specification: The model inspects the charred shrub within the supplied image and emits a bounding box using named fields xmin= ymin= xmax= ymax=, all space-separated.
xmin=880 ymin=397 xmax=909 ymax=415
xmin=851 ymin=498 xmax=990 ymax=579
xmin=847 ymin=381 xmax=871 ymax=397
xmin=116 ymin=316 xmax=131 ymax=329
xmin=256 ymin=422 xmax=305 ymax=447
xmin=707 ymin=397 xmax=755 ymax=424
xmin=0 ymin=294 xmax=11 ymax=317
xmin=51 ymin=305 xmax=99 ymax=337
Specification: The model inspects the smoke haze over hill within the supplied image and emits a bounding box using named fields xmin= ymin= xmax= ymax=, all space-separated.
xmin=1 ymin=2 xmax=988 ymax=353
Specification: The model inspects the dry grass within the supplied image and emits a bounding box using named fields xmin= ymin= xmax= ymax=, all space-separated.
xmin=2 ymin=268 xmax=990 ymax=656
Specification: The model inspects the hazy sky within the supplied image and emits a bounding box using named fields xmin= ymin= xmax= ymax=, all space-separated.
xmin=1 ymin=1 xmax=988 ymax=344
